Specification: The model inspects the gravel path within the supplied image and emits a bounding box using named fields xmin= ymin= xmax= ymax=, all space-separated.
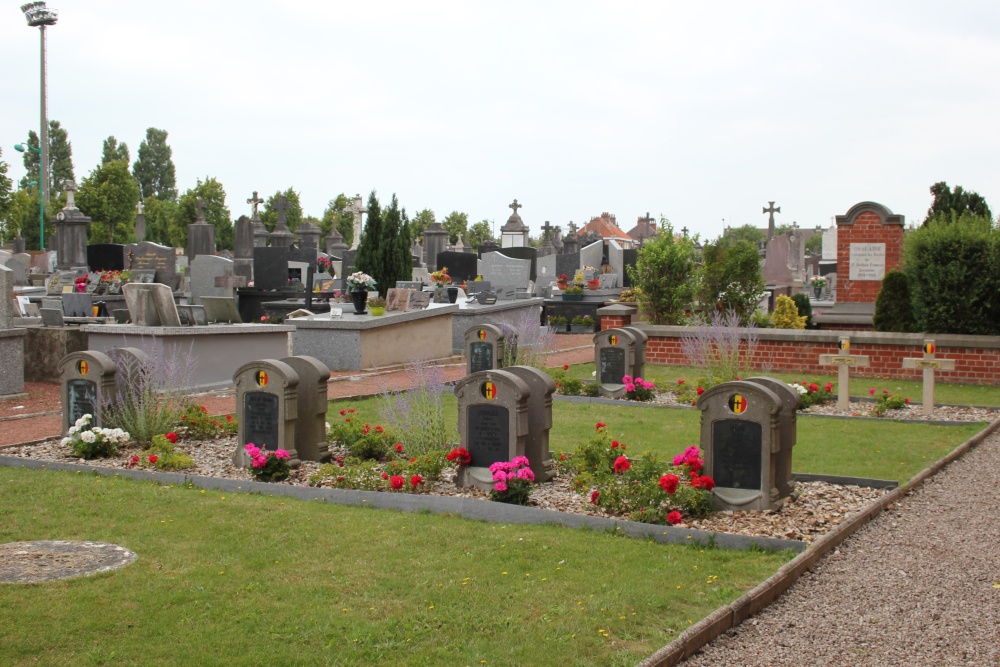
xmin=680 ymin=428 xmax=1000 ymax=667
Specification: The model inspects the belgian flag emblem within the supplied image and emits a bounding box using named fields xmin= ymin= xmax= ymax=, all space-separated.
xmin=728 ymin=394 xmax=747 ymax=414
xmin=609 ymin=334 xmax=618 ymax=346
xmin=478 ymin=329 xmax=487 ymax=340
xmin=924 ymin=343 xmax=935 ymax=355
xmin=256 ymin=370 xmax=269 ymax=387
xmin=838 ymin=339 xmax=850 ymax=352
xmin=481 ymin=381 xmax=497 ymax=400
xmin=77 ymin=360 xmax=88 ymax=376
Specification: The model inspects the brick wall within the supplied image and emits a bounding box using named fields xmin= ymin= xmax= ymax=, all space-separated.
xmin=635 ymin=326 xmax=1000 ymax=386
xmin=837 ymin=208 xmax=904 ymax=303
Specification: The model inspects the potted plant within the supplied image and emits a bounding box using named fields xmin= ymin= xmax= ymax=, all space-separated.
xmin=430 ymin=266 xmax=457 ymax=302
xmin=562 ymin=285 xmax=584 ymax=301
xmin=345 ymin=271 xmax=377 ymax=314
xmin=548 ymin=315 xmax=568 ymax=332
xmin=556 ymin=273 xmax=569 ymax=290
xmin=809 ymin=275 xmax=827 ymax=299
xmin=570 ymin=315 xmax=595 ymax=333
xmin=316 ymin=256 xmax=333 ymax=275
xmin=587 ymin=278 xmax=600 ymax=291
xmin=368 ymin=295 xmax=386 ymax=316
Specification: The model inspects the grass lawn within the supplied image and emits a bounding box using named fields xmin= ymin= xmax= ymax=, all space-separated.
xmin=0 ymin=467 xmax=791 ymax=667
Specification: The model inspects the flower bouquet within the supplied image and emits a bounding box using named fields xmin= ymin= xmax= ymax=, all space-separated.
xmin=430 ymin=266 xmax=451 ymax=286
xmin=244 ymin=443 xmax=292 ymax=482
xmin=345 ymin=271 xmax=377 ymax=292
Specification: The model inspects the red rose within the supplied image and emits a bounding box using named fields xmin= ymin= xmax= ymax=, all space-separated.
xmin=381 ymin=472 xmax=389 ymax=480
xmin=677 ymin=379 xmax=685 ymax=385
xmin=390 ymin=475 xmax=404 ymax=490
xmin=563 ymin=364 xmax=569 ymax=371
xmin=226 ymin=414 xmax=233 ymax=422
xmin=613 ymin=456 xmax=630 ymax=474
xmin=611 ymin=440 xmax=619 ymax=449
xmin=375 ymin=426 xmax=384 ymax=433
xmin=410 ymin=474 xmax=423 ymax=488
xmin=590 ymin=490 xmax=600 ymax=505
xmin=148 ymin=455 xmax=158 ymax=464
xmin=395 ymin=443 xmax=404 ymax=453
xmin=667 ymin=511 xmax=683 ymax=525
xmin=164 ymin=432 xmax=178 ymax=444
xmin=340 ymin=409 xmax=346 ymax=415
xmin=691 ymin=475 xmax=715 ymax=491
xmin=905 ymin=397 xmax=910 ymax=404
xmin=658 ymin=474 xmax=679 ymax=494
xmin=688 ymin=459 xmax=703 ymax=473
xmin=348 ymin=408 xmax=355 ymax=414
xmin=696 ymin=387 xmax=704 ymax=396
xmin=409 ymin=458 xmax=416 ymax=463
xmin=809 ymin=383 xmax=819 ymax=393
xmin=556 ymin=382 xmax=562 ymax=387
xmin=559 ymin=453 xmax=567 ymax=461
xmin=130 ymin=455 xmax=139 ymax=465
xmin=825 ymin=383 xmax=833 ymax=393
xmin=595 ymin=422 xmax=606 ymax=431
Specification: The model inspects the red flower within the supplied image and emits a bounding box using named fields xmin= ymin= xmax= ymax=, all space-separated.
xmin=226 ymin=414 xmax=233 ymax=422
xmin=409 ymin=458 xmax=417 ymax=463
xmin=658 ymin=474 xmax=680 ymax=494
xmin=590 ymin=490 xmax=600 ymax=505
xmin=824 ymin=383 xmax=833 ymax=393
xmin=362 ymin=424 xmax=371 ymax=435
xmin=148 ymin=455 xmax=158 ymax=464
xmin=348 ymin=408 xmax=355 ymax=414
xmin=559 ymin=453 xmax=567 ymax=461
xmin=595 ymin=422 xmax=606 ymax=431
xmin=395 ymin=443 xmax=404 ymax=453
xmin=696 ymin=387 xmax=704 ymax=396
xmin=613 ymin=456 xmax=631 ymax=474
xmin=390 ymin=475 xmax=404 ymax=490
xmin=200 ymin=406 xmax=208 ymax=413
xmin=445 ymin=447 xmax=472 ymax=466
xmin=905 ymin=397 xmax=910 ymax=404
xmin=375 ymin=426 xmax=384 ymax=433
xmin=691 ymin=475 xmax=715 ymax=491
xmin=212 ymin=420 xmax=219 ymax=426
xmin=164 ymin=432 xmax=178 ymax=444
xmin=345 ymin=417 xmax=351 ymax=423
xmin=611 ymin=440 xmax=619 ymax=449
xmin=340 ymin=409 xmax=346 ymax=415
xmin=869 ymin=388 xmax=876 ymax=396
xmin=410 ymin=474 xmax=423 ymax=488
xmin=381 ymin=472 xmax=389 ymax=480
xmin=883 ymin=389 xmax=889 ymax=394
xmin=667 ymin=511 xmax=683 ymax=525
xmin=677 ymin=379 xmax=685 ymax=385
xmin=181 ymin=415 xmax=187 ymax=420
xmin=809 ymin=383 xmax=819 ymax=393
xmin=130 ymin=455 xmax=139 ymax=465
xmin=563 ymin=364 xmax=569 ymax=371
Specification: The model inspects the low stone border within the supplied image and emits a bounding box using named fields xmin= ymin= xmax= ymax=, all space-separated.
xmin=637 ymin=416 xmax=1000 ymax=667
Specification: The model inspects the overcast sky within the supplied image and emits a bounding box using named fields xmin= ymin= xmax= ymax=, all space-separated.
xmin=3 ymin=1 xmax=998 ymax=240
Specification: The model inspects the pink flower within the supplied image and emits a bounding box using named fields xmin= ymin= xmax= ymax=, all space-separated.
xmin=869 ymin=388 xmax=876 ymax=396
xmin=274 ymin=449 xmax=290 ymax=460
xmin=625 ymin=383 xmax=636 ymax=393
xmin=512 ymin=456 xmax=530 ymax=467
xmin=667 ymin=511 xmax=683 ymax=525
xmin=623 ymin=375 xmax=632 ymax=384
xmin=493 ymin=480 xmax=508 ymax=493
xmin=672 ymin=454 xmax=685 ymax=466
xmin=516 ymin=467 xmax=535 ymax=482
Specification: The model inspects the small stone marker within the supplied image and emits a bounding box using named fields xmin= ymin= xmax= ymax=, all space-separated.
xmin=593 ymin=328 xmax=638 ymax=398
xmin=280 ymin=355 xmax=332 ymax=463
xmin=698 ymin=380 xmax=787 ymax=511
xmin=453 ymin=369 xmax=531 ymax=491
xmin=504 ymin=365 xmax=557 ymax=483
xmin=464 ymin=324 xmax=506 ymax=374
xmin=201 ymin=296 xmax=242 ymax=324
xmin=818 ymin=336 xmax=870 ymax=410
xmin=902 ymin=339 xmax=955 ymax=416
xmin=59 ymin=351 xmax=117 ymax=432
xmin=232 ymin=359 xmax=300 ymax=468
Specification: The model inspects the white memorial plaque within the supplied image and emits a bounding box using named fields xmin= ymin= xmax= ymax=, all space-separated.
xmin=849 ymin=243 xmax=885 ymax=280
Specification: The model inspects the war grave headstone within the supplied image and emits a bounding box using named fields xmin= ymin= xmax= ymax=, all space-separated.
xmin=59 ymin=350 xmax=117 ymax=432
xmin=124 ymin=242 xmax=177 ymax=289
xmin=579 ymin=240 xmax=604 ymax=276
xmin=593 ymin=328 xmax=638 ymax=398
xmin=281 ymin=355 xmax=332 ymax=463
xmin=504 ymin=365 xmax=557 ymax=483
xmin=4 ymin=257 xmax=28 ymax=286
xmin=62 ymin=293 xmax=93 ymax=318
xmin=744 ymin=376 xmax=800 ymax=498
xmin=464 ymin=324 xmax=506 ymax=374
xmin=252 ymin=247 xmax=290 ymax=291
xmin=480 ymin=252 xmax=531 ymax=300
xmin=232 ymin=359 xmax=300 ymax=467
xmin=818 ymin=336 xmax=870 ymax=410
xmin=498 ymin=246 xmax=538 ymax=281
xmin=697 ymin=380 xmax=787 ymax=511
xmin=902 ymin=340 xmax=956 ymax=417
xmin=190 ymin=255 xmax=237 ymax=305
xmin=453 ymin=369 xmax=531 ymax=491
xmin=86 ymin=244 xmax=125 ymax=272
xmin=436 ymin=251 xmax=478 ymax=283
xmin=618 ymin=326 xmax=647 ymax=379
xmin=202 ymin=296 xmax=243 ymax=324
xmin=122 ymin=282 xmax=182 ymax=327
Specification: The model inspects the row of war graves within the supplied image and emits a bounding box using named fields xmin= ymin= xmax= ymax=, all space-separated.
xmin=57 ymin=321 xmax=958 ymax=513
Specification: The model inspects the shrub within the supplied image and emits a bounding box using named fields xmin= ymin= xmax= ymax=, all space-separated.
xmin=623 ymin=375 xmax=655 ymax=402
xmin=791 ymin=381 xmax=835 ymax=409
xmin=681 ymin=309 xmax=761 ymax=381
xmin=771 ymin=295 xmax=807 ymax=329
xmin=103 ymin=344 xmax=193 ymax=445
xmin=790 ymin=293 xmax=814 ymax=329
xmin=180 ymin=402 xmax=237 ymax=438
xmin=499 ymin=307 xmax=555 ymax=370
xmin=697 ymin=238 xmax=766 ymax=321
xmin=61 ymin=414 xmax=130 ymax=459
xmin=873 ymin=270 xmax=916 ymax=333
xmin=377 ymin=358 xmax=449 ymax=456
xmin=870 ymin=391 xmax=908 ymax=417
xmin=329 ymin=408 xmax=396 ymax=460
xmin=489 ymin=456 xmax=535 ymax=505
xmin=627 ymin=222 xmax=697 ymax=324
xmin=139 ymin=433 xmax=194 ymax=470
xmin=308 ymin=450 xmax=448 ymax=491
xmin=243 ymin=443 xmax=292 ymax=482
xmin=571 ymin=315 xmax=594 ymax=326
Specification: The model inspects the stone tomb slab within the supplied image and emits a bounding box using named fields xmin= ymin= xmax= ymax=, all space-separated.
xmin=201 ymin=296 xmax=243 ymax=324
xmin=503 ymin=365 xmax=556 ymax=482
xmin=190 ymin=255 xmax=237 ymax=305
xmin=281 ymin=355 xmax=331 ymax=463
xmin=58 ymin=350 xmax=117 ymax=432
xmin=122 ymin=283 xmax=181 ymax=327
xmin=697 ymin=380 xmax=785 ymax=511
xmin=464 ymin=324 xmax=506 ymax=374
xmin=232 ymin=359 xmax=300 ymax=467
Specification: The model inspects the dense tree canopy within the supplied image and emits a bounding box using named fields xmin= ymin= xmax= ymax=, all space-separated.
xmin=261 ymin=188 xmax=303 ymax=232
xmin=173 ymin=177 xmax=232 ymax=250
xmin=924 ymin=181 xmax=992 ymax=224
xmin=140 ymin=196 xmax=178 ymax=246
xmin=355 ymin=191 xmax=383 ymax=287
xmin=133 ymin=128 xmax=177 ymax=201
xmin=18 ymin=120 xmax=75 ymax=197
xmin=724 ymin=223 xmax=765 ymax=247
xmin=321 ymin=194 xmax=354 ymax=243
xmin=101 ymin=136 xmax=130 ymax=165
xmin=442 ymin=211 xmax=468 ymax=245
xmin=408 ymin=208 xmax=436 ymax=245
xmin=0 ymin=149 xmax=12 ymax=239
xmin=77 ymin=160 xmax=141 ymax=244
xmin=467 ymin=220 xmax=494 ymax=249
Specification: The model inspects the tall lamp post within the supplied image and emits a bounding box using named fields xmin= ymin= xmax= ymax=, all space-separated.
xmin=20 ymin=2 xmax=58 ymax=221
xmin=14 ymin=142 xmax=45 ymax=250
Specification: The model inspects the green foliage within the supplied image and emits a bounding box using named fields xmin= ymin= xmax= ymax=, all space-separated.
xmin=380 ymin=195 xmax=413 ymax=298
xmin=173 ymin=177 xmax=232 ymax=250
xmin=750 ymin=310 xmax=772 ymax=328
xmin=62 ymin=414 xmax=130 ymax=460
xmin=19 ymin=122 xmax=75 ymax=197
xmin=261 ymin=188 xmax=303 ymax=232
xmin=790 ymin=293 xmax=813 ymax=329
xmin=408 ymin=208 xmax=435 ymax=245
xmin=104 ymin=349 xmax=193 ymax=445
xmin=179 ymin=402 xmax=236 ymax=439
xmin=355 ymin=190 xmax=383 ymax=284
xmin=627 ymin=222 xmax=697 ymax=324
xmin=805 ymin=232 xmax=823 ymax=255
xmin=0 ymin=149 xmax=12 ymax=237
xmin=141 ymin=434 xmax=194 ymax=471
xmin=723 ymin=223 xmax=765 ymax=247
xmin=328 ymin=407 xmax=398 ymax=460
xmin=467 ymin=219 xmax=495 ymax=248
xmin=311 ymin=450 xmax=449 ymax=492
xmin=101 ymin=136 xmax=130 ymax=165
xmin=924 ymin=181 xmax=991 ymax=224
xmin=771 ymin=294 xmax=806 ymax=329
xmin=873 ymin=270 xmax=916 ymax=333
xmin=9 ymin=187 xmax=55 ymax=251
xmin=132 ymin=128 xmax=177 ymax=201
xmin=698 ymin=238 xmax=766 ymax=320
xmin=441 ymin=210 xmax=469 ymax=245
xmin=321 ymin=193 xmax=354 ymax=243
xmin=76 ymin=160 xmax=140 ymax=244
xmin=141 ymin=196 xmax=178 ymax=246
xmin=870 ymin=391 xmax=908 ymax=417
xmin=904 ymin=212 xmax=999 ymax=335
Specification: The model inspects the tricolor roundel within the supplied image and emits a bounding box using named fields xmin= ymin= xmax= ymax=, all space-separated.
xmin=728 ymin=394 xmax=747 ymax=414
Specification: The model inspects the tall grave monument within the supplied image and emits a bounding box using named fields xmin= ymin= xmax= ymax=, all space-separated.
xmin=53 ymin=182 xmax=90 ymax=271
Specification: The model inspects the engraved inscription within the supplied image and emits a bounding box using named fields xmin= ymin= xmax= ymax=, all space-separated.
xmin=467 ymin=405 xmax=509 ymax=468
xmin=469 ymin=342 xmax=494 ymax=374
xmin=849 ymin=243 xmax=886 ymax=281
xmin=600 ymin=347 xmax=626 ymax=384
xmin=67 ymin=379 xmax=97 ymax=425
xmin=712 ymin=419 xmax=762 ymax=490
xmin=244 ymin=392 xmax=279 ymax=451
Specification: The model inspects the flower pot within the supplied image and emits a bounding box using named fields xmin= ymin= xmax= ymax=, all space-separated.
xmin=813 ymin=287 xmax=822 ymax=299
xmin=557 ymin=282 xmax=568 ymax=291
xmin=447 ymin=286 xmax=459 ymax=303
xmin=562 ymin=294 xmax=583 ymax=302
xmin=570 ymin=325 xmax=592 ymax=333
xmin=350 ymin=290 xmax=368 ymax=314
xmin=369 ymin=306 xmax=385 ymax=316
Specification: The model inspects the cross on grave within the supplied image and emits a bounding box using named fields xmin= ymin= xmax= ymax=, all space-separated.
xmin=540 ymin=220 xmax=553 ymax=241
xmin=509 ymin=199 xmax=522 ymax=215
xmin=818 ymin=336 xmax=871 ymax=410
xmin=63 ymin=180 xmax=78 ymax=209
xmin=762 ymin=200 xmax=780 ymax=240
xmin=214 ymin=270 xmax=248 ymax=289
xmin=247 ymin=191 xmax=264 ymax=218
xmin=567 ymin=221 xmax=577 ymax=235
xmin=902 ymin=339 xmax=955 ymax=416
xmin=681 ymin=226 xmax=689 ymax=236
xmin=346 ymin=194 xmax=367 ymax=249
xmin=195 ymin=198 xmax=207 ymax=221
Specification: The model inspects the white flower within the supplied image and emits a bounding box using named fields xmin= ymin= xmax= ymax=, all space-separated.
xmin=60 ymin=437 xmax=72 ymax=446
xmin=791 ymin=383 xmax=807 ymax=395
xmin=80 ymin=430 xmax=97 ymax=443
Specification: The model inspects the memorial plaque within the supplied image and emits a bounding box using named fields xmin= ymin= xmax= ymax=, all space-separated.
xmin=467 ymin=404 xmax=509 ymax=468
xmin=252 ymin=247 xmax=290 ymax=291
xmin=124 ymin=242 xmax=176 ymax=288
xmin=244 ymin=392 xmax=280 ymax=451
xmin=435 ymin=251 xmax=478 ymax=282
xmin=711 ymin=420 xmax=762 ymax=490
xmin=599 ymin=347 xmax=626 ymax=384
xmin=408 ymin=291 xmax=431 ymax=310
xmin=67 ymin=379 xmax=97 ymax=425
xmin=469 ymin=342 xmax=494 ymax=373
xmin=848 ymin=243 xmax=886 ymax=280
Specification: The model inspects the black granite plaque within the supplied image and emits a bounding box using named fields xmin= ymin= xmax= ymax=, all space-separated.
xmin=555 ymin=252 xmax=580 ymax=282
xmin=712 ymin=419 xmax=762 ymax=490
xmin=252 ymin=247 xmax=290 ymax=291
xmin=87 ymin=244 xmax=125 ymax=272
xmin=244 ymin=392 xmax=280 ymax=451
xmin=467 ymin=404 xmax=509 ymax=468
xmin=124 ymin=242 xmax=176 ymax=287
xmin=436 ymin=251 xmax=478 ymax=282
xmin=622 ymin=249 xmax=638 ymax=287
xmin=67 ymin=379 xmax=97 ymax=425
xmin=469 ymin=342 xmax=494 ymax=373
xmin=600 ymin=347 xmax=626 ymax=384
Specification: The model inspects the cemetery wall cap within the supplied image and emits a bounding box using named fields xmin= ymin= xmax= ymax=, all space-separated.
xmin=835 ymin=201 xmax=904 ymax=227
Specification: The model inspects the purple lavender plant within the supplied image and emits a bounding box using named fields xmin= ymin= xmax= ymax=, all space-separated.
xmin=681 ymin=308 xmax=761 ymax=380
xmin=376 ymin=355 xmax=451 ymax=456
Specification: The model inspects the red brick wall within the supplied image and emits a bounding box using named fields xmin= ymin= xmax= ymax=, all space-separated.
xmin=639 ymin=328 xmax=1000 ymax=386
xmin=837 ymin=211 xmax=904 ymax=303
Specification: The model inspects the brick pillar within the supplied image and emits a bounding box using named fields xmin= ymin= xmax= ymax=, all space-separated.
xmin=835 ymin=202 xmax=905 ymax=304
xmin=597 ymin=304 xmax=635 ymax=331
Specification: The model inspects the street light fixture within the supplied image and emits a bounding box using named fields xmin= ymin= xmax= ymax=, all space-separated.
xmin=20 ymin=2 xmax=57 ymax=219
xmin=14 ymin=141 xmax=46 ymax=250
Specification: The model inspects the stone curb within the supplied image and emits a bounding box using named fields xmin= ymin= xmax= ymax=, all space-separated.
xmin=636 ymin=416 xmax=1000 ymax=667
xmin=0 ymin=455 xmax=804 ymax=554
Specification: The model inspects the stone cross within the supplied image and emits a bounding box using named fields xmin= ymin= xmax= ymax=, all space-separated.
xmin=540 ymin=220 xmax=553 ymax=241
xmin=681 ymin=226 xmax=689 ymax=236
xmin=346 ymin=194 xmax=367 ymax=250
xmin=509 ymin=199 xmax=522 ymax=215
xmin=63 ymin=181 xmax=78 ymax=209
xmin=818 ymin=336 xmax=871 ymax=410
xmin=195 ymin=198 xmax=207 ymax=222
xmin=763 ymin=201 xmax=781 ymax=241
xmin=902 ymin=339 xmax=956 ymax=416
xmin=275 ymin=195 xmax=290 ymax=230
xmin=247 ymin=191 xmax=264 ymax=218
xmin=136 ymin=199 xmax=143 ymax=215
xmin=567 ymin=221 xmax=578 ymax=235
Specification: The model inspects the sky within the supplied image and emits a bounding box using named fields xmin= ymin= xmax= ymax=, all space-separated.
xmin=3 ymin=1 xmax=999 ymax=241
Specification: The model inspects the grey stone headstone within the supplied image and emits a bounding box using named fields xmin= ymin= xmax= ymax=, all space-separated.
xmin=593 ymin=328 xmax=638 ymax=398
xmin=465 ymin=324 xmax=505 ymax=374
xmin=281 ymin=355 xmax=331 ymax=463
xmin=232 ymin=359 xmax=300 ymax=466
xmin=0 ymin=265 xmax=14 ymax=328
xmin=608 ymin=239 xmax=624 ymax=282
xmin=497 ymin=246 xmax=537 ymax=281
xmin=555 ymin=252 xmax=580 ymax=283
xmin=4 ymin=258 xmax=27 ymax=286
xmin=191 ymin=255 xmax=236 ymax=305
xmin=58 ymin=350 xmax=117 ymax=432
xmin=480 ymin=252 xmax=531 ymax=300
xmin=122 ymin=282 xmax=181 ymax=327
xmin=503 ymin=365 xmax=557 ymax=483
xmin=536 ymin=254 xmax=557 ymax=284
xmin=46 ymin=271 xmax=78 ymax=295
xmin=124 ymin=242 xmax=178 ymax=289
xmin=762 ymin=234 xmax=793 ymax=286
xmin=252 ymin=246 xmax=290 ymax=290
xmin=744 ymin=376 xmax=800 ymax=498
xmin=62 ymin=293 xmax=93 ymax=317
xmin=234 ymin=215 xmax=254 ymax=260
xmin=202 ymin=296 xmax=243 ymax=324
xmin=40 ymin=308 xmax=65 ymax=327
xmin=580 ymin=240 xmax=604 ymax=274
xmin=598 ymin=273 xmax=618 ymax=289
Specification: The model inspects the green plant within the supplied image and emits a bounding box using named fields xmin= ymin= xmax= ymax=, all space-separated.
xmin=623 ymin=375 xmax=656 ymax=402
xmin=488 ymin=456 xmax=535 ymax=505
xmin=562 ymin=285 xmax=583 ymax=295
xmin=697 ymin=238 xmax=766 ymax=321
xmin=627 ymin=223 xmax=697 ymax=324
xmin=873 ymin=270 xmax=916 ymax=332
xmin=61 ymin=414 xmax=130 ymax=459
xmin=139 ymin=432 xmax=194 ymax=470
xmin=103 ymin=345 xmax=193 ymax=445
xmin=309 ymin=450 xmax=448 ymax=491
xmin=376 ymin=358 xmax=450 ymax=456
xmin=329 ymin=408 xmax=396 ymax=460
xmin=870 ymin=390 xmax=909 ymax=417
xmin=791 ymin=380 xmax=835 ymax=409
xmin=571 ymin=315 xmax=594 ymax=326
xmin=681 ymin=309 xmax=760 ymax=381
xmin=548 ymin=315 xmax=568 ymax=326
xmin=243 ymin=443 xmax=292 ymax=482
xmin=750 ymin=310 xmax=772 ymax=328
xmin=790 ymin=293 xmax=814 ymax=329
xmin=367 ymin=295 xmax=386 ymax=309
xmin=809 ymin=275 xmax=827 ymax=289
xmin=771 ymin=294 xmax=807 ymax=329
xmin=180 ymin=402 xmax=236 ymax=438
xmin=582 ymin=382 xmax=601 ymax=397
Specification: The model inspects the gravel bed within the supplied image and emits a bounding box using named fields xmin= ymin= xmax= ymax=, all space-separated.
xmin=6 ymin=436 xmax=888 ymax=545
xmin=680 ymin=428 xmax=1000 ymax=667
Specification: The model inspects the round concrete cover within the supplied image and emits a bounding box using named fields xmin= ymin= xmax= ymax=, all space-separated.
xmin=0 ymin=540 xmax=137 ymax=584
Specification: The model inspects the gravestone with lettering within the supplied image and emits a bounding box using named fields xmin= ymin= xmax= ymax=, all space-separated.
xmin=744 ymin=376 xmax=800 ymax=498
xmin=122 ymin=282 xmax=182 ymax=327
xmin=504 ymin=365 xmax=557 ymax=483
xmin=281 ymin=355 xmax=332 ymax=462
xmin=835 ymin=201 xmax=905 ymax=304
xmin=59 ymin=350 xmax=117 ymax=432
xmin=232 ymin=359 xmax=300 ymax=467
xmin=124 ymin=242 xmax=177 ymax=289
xmin=464 ymin=324 xmax=506 ymax=374
xmin=453 ymin=369 xmax=531 ymax=491
xmin=191 ymin=255 xmax=237 ymax=305
xmin=87 ymin=244 xmax=126 ymax=272
xmin=593 ymin=328 xmax=638 ymax=398
xmin=436 ymin=251 xmax=478 ymax=283
xmin=498 ymin=246 xmax=538 ymax=282
xmin=480 ymin=252 xmax=531 ymax=300
xmin=698 ymin=379 xmax=787 ymax=511
xmin=46 ymin=271 xmax=78 ymax=295
xmin=252 ymin=246 xmax=290 ymax=290
xmin=902 ymin=339 xmax=956 ymax=417
xmin=53 ymin=182 xmax=91 ymax=271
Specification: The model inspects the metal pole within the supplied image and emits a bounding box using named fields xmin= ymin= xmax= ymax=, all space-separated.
xmin=39 ymin=23 xmax=48 ymax=250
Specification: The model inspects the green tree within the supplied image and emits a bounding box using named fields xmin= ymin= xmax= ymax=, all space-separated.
xmin=442 ymin=211 xmax=468 ymax=245
xmin=261 ymin=188 xmax=303 ymax=232
xmin=467 ymin=219 xmax=495 ymax=249
xmin=377 ymin=195 xmax=413 ymax=298
xmin=101 ymin=136 xmax=130 ymax=165
xmin=13 ymin=188 xmax=57 ymax=250
xmin=0 ymin=149 xmax=12 ymax=239
xmin=133 ymin=128 xmax=177 ymax=201
xmin=172 ymin=177 xmax=232 ymax=250
xmin=355 ymin=191 xmax=383 ymax=286
xmin=873 ymin=270 xmax=916 ymax=333
xmin=76 ymin=160 xmax=141 ymax=244
xmin=321 ymin=194 xmax=354 ymax=243
xmin=924 ymin=181 xmax=991 ymax=225
xmin=409 ymin=208 xmax=436 ymax=245
xmin=724 ymin=224 xmax=765 ymax=247
xmin=4 ymin=189 xmax=32 ymax=241
xmin=19 ymin=120 xmax=75 ymax=196
xmin=141 ymin=196 xmax=177 ymax=246
xmin=805 ymin=232 xmax=823 ymax=255
xmin=627 ymin=222 xmax=697 ymax=325
xmin=698 ymin=237 xmax=765 ymax=320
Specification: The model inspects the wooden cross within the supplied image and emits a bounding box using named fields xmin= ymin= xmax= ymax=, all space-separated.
xmin=196 ymin=198 xmax=207 ymax=221
xmin=818 ymin=336 xmax=870 ymax=410
xmin=247 ymin=191 xmax=264 ymax=217
xmin=509 ymin=199 xmax=522 ymax=215
xmin=762 ymin=200 xmax=781 ymax=239
xmin=902 ymin=339 xmax=955 ymax=416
